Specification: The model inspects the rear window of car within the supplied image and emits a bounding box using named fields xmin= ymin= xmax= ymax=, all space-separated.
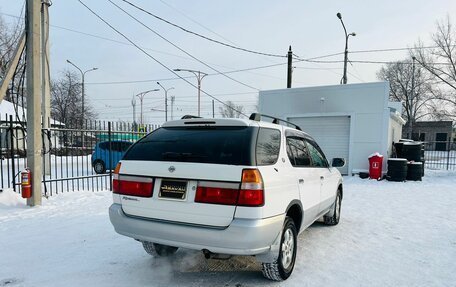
xmin=256 ymin=128 xmax=281 ymax=165
xmin=123 ymin=126 xmax=257 ymax=165
xmin=97 ymin=141 xmax=132 ymax=152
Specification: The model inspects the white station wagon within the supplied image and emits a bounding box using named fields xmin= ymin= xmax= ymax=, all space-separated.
xmin=109 ymin=113 xmax=344 ymax=281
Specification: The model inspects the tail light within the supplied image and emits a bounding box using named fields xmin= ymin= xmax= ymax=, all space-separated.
xmin=113 ymin=164 xmax=154 ymax=197
xmin=112 ymin=163 xmax=121 ymax=192
xmin=238 ymin=169 xmax=264 ymax=206
xmin=195 ymin=182 xmax=239 ymax=205
xmin=194 ymin=169 xmax=264 ymax=207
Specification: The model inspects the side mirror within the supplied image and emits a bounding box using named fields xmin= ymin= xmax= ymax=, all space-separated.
xmin=332 ymin=158 xmax=345 ymax=168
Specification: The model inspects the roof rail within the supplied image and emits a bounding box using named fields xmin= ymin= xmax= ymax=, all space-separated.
xmin=181 ymin=115 xmax=202 ymax=119
xmin=249 ymin=113 xmax=301 ymax=131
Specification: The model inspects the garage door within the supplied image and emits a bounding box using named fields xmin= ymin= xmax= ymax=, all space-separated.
xmin=289 ymin=116 xmax=350 ymax=175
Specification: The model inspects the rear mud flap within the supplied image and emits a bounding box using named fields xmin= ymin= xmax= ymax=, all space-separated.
xmin=255 ymin=230 xmax=282 ymax=263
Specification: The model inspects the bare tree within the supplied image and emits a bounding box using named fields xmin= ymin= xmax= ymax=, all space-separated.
xmin=413 ymin=16 xmax=456 ymax=119
xmin=219 ymin=101 xmax=245 ymax=118
xmin=377 ymin=59 xmax=439 ymax=135
xmin=51 ymin=70 xmax=97 ymax=126
xmin=1 ymin=14 xmax=25 ymax=102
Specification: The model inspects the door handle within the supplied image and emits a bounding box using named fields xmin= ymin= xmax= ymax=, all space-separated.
xmin=299 ymin=179 xmax=304 ymax=184
xmin=320 ymin=176 xmax=325 ymax=180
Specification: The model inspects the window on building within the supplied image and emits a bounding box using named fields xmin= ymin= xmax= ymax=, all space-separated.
xmin=419 ymin=133 xmax=426 ymax=141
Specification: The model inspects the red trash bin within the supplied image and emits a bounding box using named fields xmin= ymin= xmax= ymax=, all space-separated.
xmin=368 ymin=153 xmax=383 ymax=180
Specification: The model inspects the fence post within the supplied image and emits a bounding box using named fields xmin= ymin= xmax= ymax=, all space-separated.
xmin=446 ymin=138 xmax=451 ymax=170
xmin=9 ymin=115 xmax=16 ymax=192
xmin=108 ymin=121 xmax=112 ymax=191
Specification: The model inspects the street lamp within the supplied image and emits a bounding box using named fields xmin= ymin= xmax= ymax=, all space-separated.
xmin=174 ymin=68 xmax=208 ymax=117
xmin=135 ymin=89 xmax=159 ymax=125
xmin=66 ymin=59 xmax=98 ymax=125
xmin=157 ymin=82 xmax=175 ymax=122
xmin=131 ymin=95 xmax=137 ymax=127
xmin=336 ymin=13 xmax=356 ymax=84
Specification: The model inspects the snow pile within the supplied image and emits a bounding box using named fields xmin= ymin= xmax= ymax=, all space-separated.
xmin=0 ymin=188 xmax=26 ymax=209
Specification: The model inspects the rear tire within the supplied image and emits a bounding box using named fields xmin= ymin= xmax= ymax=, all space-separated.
xmin=93 ymin=160 xmax=106 ymax=174
xmin=261 ymin=217 xmax=297 ymax=281
xmin=324 ymin=191 xmax=341 ymax=225
xmin=142 ymin=241 xmax=178 ymax=257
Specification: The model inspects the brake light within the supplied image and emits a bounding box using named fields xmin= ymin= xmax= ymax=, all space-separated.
xmin=194 ymin=169 xmax=264 ymax=207
xmin=195 ymin=186 xmax=239 ymax=205
xmin=238 ymin=169 xmax=264 ymax=206
xmin=112 ymin=163 xmax=121 ymax=192
xmin=113 ymin=175 xmax=154 ymax=197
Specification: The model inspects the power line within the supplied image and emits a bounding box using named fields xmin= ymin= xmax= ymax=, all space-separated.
xmin=90 ymin=91 xmax=258 ymax=100
xmin=77 ymin=0 xmax=248 ymax=117
xmin=158 ymin=0 xmax=238 ymax=46
xmin=0 ymin=11 xmax=299 ymax=83
xmin=349 ymin=45 xmax=456 ymax=54
xmin=303 ymin=59 xmax=454 ymax=65
xmin=0 ymin=11 xmax=362 ymax=85
xmin=119 ymin=0 xmax=292 ymax=59
xmin=3 ymin=11 xmax=451 ymax=62
xmin=85 ymin=62 xmax=287 ymax=85
xmin=108 ymin=0 xmax=259 ymax=91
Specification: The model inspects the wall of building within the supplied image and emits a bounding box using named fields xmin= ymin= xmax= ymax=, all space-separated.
xmin=259 ymin=82 xmax=395 ymax=174
xmin=388 ymin=112 xmax=406 ymax=156
xmin=402 ymin=121 xmax=453 ymax=142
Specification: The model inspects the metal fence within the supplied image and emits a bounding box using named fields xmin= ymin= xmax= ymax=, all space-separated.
xmin=0 ymin=114 xmax=159 ymax=196
xmin=423 ymin=140 xmax=456 ymax=170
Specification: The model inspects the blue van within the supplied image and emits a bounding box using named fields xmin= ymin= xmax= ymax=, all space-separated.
xmin=91 ymin=140 xmax=133 ymax=174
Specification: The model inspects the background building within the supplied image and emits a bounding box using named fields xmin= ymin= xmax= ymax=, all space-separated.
xmin=259 ymin=82 xmax=405 ymax=175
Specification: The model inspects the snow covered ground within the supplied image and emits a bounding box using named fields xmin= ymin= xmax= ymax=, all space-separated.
xmin=1 ymin=170 xmax=455 ymax=287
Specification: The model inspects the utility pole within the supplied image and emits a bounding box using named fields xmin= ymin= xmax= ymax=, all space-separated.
xmin=170 ymin=95 xmax=175 ymax=120
xmin=287 ymin=46 xmax=293 ymax=88
xmin=157 ymin=82 xmax=174 ymax=122
xmin=174 ymin=69 xmax=208 ymax=117
xmin=41 ymin=0 xmax=51 ymax=175
xmin=410 ymin=56 xmax=416 ymax=139
xmin=212 ymin=100 xmax=215 ymax=118
xmin=26 ymin=0 xmax=42 ymax=206
xmin=337 ymin=12 xmax=356 ymax=84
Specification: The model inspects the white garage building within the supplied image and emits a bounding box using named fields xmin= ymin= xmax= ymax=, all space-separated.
xmin=259 ymin=82 xmax=405 ymax=175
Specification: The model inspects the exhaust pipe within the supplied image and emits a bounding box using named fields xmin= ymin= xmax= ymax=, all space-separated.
xmin=202 ymin=249 xmax=232 ymax=260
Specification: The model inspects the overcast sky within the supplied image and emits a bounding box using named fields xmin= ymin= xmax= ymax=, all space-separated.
xmin=1 ymin=0 xmax=455 ymax=124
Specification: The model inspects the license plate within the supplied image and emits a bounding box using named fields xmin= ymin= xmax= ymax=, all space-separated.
xmin=159 ymin=180 xmax=187 ymax=200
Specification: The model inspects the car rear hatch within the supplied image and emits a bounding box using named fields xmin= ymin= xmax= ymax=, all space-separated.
xmin=116 ymin=121 xmax=258 ymax=228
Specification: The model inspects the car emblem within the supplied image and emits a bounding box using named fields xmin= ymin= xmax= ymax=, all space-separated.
xmin=168 ymin=166 xmax=176 ymax=173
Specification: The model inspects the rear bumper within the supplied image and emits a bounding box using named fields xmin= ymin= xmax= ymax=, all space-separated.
xmin=109 ymin=203 xmax=284 ymax=255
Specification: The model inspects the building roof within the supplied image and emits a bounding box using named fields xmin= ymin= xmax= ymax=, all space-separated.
xmin=0 ymin=99 xmax=64 ymax=126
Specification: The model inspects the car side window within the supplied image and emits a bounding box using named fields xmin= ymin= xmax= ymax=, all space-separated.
xmin=305 ymin=141 xmax=328 ymax=168
xmin=286 ymin=139 xmax=296 ymax=166
xmin=99 ymin=142 xmax=108 ymax=150
xmin=286 ymin=137 xmax=311 ymax=167
xmin=111 ymin=142 xmax=122 ymax=152
xmin=256 ymin=128 xmax=281 ymax=166
xmin=120 ymin=142 xmax=132 ymax=151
